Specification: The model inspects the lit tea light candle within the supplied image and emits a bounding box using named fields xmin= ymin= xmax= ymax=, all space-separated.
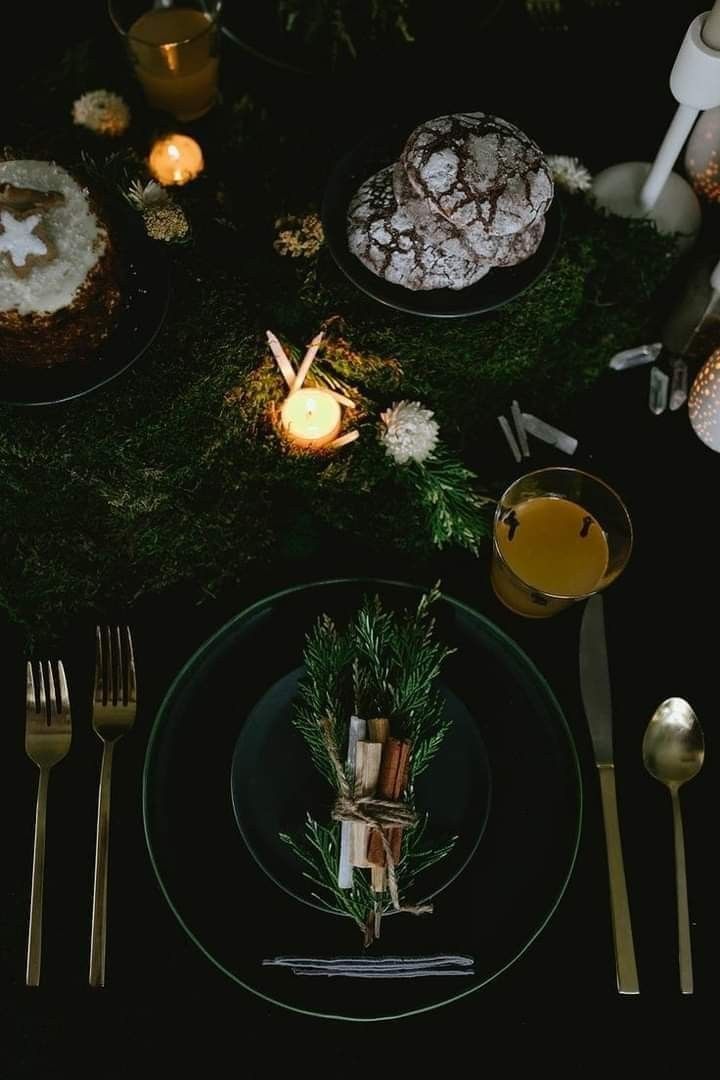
xmin=280 ymin=387 xmax=342 ymax=449
xmin=148 ymin=134 xmax=204 ymax=185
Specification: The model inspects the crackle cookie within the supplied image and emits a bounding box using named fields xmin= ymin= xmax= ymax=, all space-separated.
xmin=398 ymin=112 xmax=553 ymax=239
xmin=393 ymin=158 xmax=546 ymax=267
xmin=347 ymin=166 xmax=490 ymax=291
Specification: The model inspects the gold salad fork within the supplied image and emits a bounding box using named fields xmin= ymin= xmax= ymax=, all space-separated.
xmin=25 ymin=660 xmax=71 ymax=986
xmin=90 ymin=626 xmax=137 ymax=987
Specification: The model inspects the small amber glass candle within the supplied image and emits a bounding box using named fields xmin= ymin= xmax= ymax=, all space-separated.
xmin=148 ymin=134 xmax=204 ymax=185
xmin=280 ymin=388 xmax=342 ymax=449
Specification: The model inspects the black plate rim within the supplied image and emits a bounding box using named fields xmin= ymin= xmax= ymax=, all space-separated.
xmin=321 ymin=128 xmax=563 ymax=319
xmin=0 ymin=229 xmax=171 ymax=407
xmin=142 ymin=577 xmax=583 ymax=1021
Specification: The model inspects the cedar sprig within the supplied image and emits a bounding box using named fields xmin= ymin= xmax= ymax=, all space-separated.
xmin=294 ymin=587 xmax=455 ymax=782
xmin=281 ymin=816 xmax=377 ymax=932
xmin=293 ymin=614 xmax=355 ymax=786
xmin=398 ymin=812 xmax=457 ymax=894
xmin=282 ymin=811 xmax=456 ymax=933
xmin=350 ymin=587 xmax=455 ymax=774
xmin=286 ymin=588 xmax=458 ymax=930
xmin=401 ymin=448 xmax=495 ymax=556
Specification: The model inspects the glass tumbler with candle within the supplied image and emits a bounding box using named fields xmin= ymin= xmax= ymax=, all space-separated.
xmin=491 ymin=467 xmax=633 ymax=618
xmin=108 ymin=0 xmax=222 ymax=122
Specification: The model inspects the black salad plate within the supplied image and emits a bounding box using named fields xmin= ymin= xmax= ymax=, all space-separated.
xmin=230 ymin=666 xmax=491 ymax=911
xmin=0 ymin=222 xmax=170 ymax=407
xmin=322 ymin=123 xmax=562 ymax=319
xmin=143 ymin=579 xmax=582 ymax=1021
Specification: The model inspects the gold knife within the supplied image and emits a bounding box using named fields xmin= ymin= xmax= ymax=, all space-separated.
xmin=579 ymin=593 xmax=639 ymax=994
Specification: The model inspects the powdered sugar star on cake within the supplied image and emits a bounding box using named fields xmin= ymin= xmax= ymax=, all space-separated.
xmin=0 ymin=159 xmax=121 ymax=369
xmin=0 ymin=211 xmax=48 ymax=269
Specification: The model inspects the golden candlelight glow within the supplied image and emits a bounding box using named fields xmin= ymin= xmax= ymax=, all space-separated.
xmin=148 ymin=134 xmax=204 ymax=185
xmin=280 ymin=388 xmax=342 ymax=449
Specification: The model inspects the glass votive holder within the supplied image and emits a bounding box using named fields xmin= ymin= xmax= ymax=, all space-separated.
xmin=108 ymin=0 xmax=222 ymax=122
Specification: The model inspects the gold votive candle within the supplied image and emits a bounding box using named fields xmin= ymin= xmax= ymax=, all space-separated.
xmin=148 ymin=134 xmax=204 ymax=185
xmin=280 ymin=388 xmax=342 ymax=449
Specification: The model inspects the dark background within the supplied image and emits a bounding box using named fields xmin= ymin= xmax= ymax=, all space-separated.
xmin=1 ymin=1 xmax=716 ymax=1074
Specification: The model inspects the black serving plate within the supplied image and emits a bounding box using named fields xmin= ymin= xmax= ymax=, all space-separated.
xmin=322 ymin=123 xmax=562 ymax=319
xmin=0 ymin=221 xmax=170 ymax=407
xmin=143 ymin=579 xmax=581 ymax=1020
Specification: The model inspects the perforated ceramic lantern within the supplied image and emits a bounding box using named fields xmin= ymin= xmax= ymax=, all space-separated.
xmin=685 ymin=105 xmax=720 ymax=202
xmin=688 ymin=347 xmax=720 ymax=450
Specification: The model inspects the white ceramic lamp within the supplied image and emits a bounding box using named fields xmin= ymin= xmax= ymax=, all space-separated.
xmin=593 ymin=10 xmax=720 ymax=245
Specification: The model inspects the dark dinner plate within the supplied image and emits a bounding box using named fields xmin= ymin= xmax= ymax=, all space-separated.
xmin=0 ymin=221 xmax=170 ymax=407
xmin=143 ymin=579 xmax=581 ymax=1020
xmin=321 ymin=124 xmax=562 ymax=318
xmin=230 ymin=667 xmax=492 ymax=911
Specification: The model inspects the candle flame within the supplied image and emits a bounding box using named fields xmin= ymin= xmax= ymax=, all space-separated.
xmin=168 ymin=143 xmax=181 ymax=160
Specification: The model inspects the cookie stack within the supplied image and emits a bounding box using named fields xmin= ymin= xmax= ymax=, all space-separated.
xmin=347 ymin=112 xmax=553 ymax=292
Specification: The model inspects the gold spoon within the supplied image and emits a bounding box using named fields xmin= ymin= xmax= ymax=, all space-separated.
xmin=642 ymin=697 xmax=705 ymax=994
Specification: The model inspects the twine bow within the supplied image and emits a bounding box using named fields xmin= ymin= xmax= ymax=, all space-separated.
xmin=321 ymin=719 xmax=433 ymax=918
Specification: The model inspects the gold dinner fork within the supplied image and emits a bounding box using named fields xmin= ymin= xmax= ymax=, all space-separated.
xmin=89 ymin=626 xmax=137 ymax=988
xmin=25 ymin=660 xmax=71 ymax=986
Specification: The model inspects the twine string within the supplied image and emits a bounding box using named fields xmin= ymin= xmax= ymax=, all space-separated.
xmin=321 ymin=719 xmax=432 ymax=917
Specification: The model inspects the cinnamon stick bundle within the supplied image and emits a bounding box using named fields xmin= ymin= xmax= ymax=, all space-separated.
xmin=367 ymin=718 xmax=390 ymax=893
xmin=367 ymin=737 xmax=411 ymax=868
xmin=349 ymin=740 xmax=382 ymax=868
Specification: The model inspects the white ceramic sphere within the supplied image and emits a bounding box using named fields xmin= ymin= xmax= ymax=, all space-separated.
xmin=591 ymin=162 xmax=701 ymax=249
xmin=688 ymin=347 xmax=720 ymax=450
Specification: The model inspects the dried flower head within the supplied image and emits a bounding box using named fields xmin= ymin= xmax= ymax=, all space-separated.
xmin=274 ymin=213 xmax=324 ymax=258
xmin=127 ymin=179 xmax=170 ymax=212
xmin=380 ymin=400 xmax=439 ymax=465
xmin=546 ymin=154 xmax=592 ymax=194
xmin=72 ymin=90 xmax=131 ymax=137
xmin=143 ymin=204 xmax=189 ymax=242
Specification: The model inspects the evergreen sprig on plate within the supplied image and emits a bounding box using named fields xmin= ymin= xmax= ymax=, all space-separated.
xmin=283 ymin=587 xmax=458 ymax=937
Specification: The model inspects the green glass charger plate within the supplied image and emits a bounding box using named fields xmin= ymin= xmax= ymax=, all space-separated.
xmin=143 ymin=579 xmax=582 ymax=1021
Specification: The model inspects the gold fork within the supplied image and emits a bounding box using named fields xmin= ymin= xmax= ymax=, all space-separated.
xmin=25 ymin=660 xmax=71 ymax=986
xmin=89 ymin=626 xmax=137 ymax=988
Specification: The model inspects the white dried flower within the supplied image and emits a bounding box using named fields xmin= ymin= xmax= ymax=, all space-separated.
xmin=72 ymin=90 xmax=130 ymax=137
xmin=546 ymin=154 xmax=592 ymax=194
xmin=127 ymin=179 xmax=170 ymax=212
xmin=143 ymin=204 xmax=189 ymax=242
xmin=380 ymin=400 xmax=439 ymax=465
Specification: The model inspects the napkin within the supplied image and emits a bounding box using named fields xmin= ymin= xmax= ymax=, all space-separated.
xmin=263 ymin=955 xmax=474 ymax=977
